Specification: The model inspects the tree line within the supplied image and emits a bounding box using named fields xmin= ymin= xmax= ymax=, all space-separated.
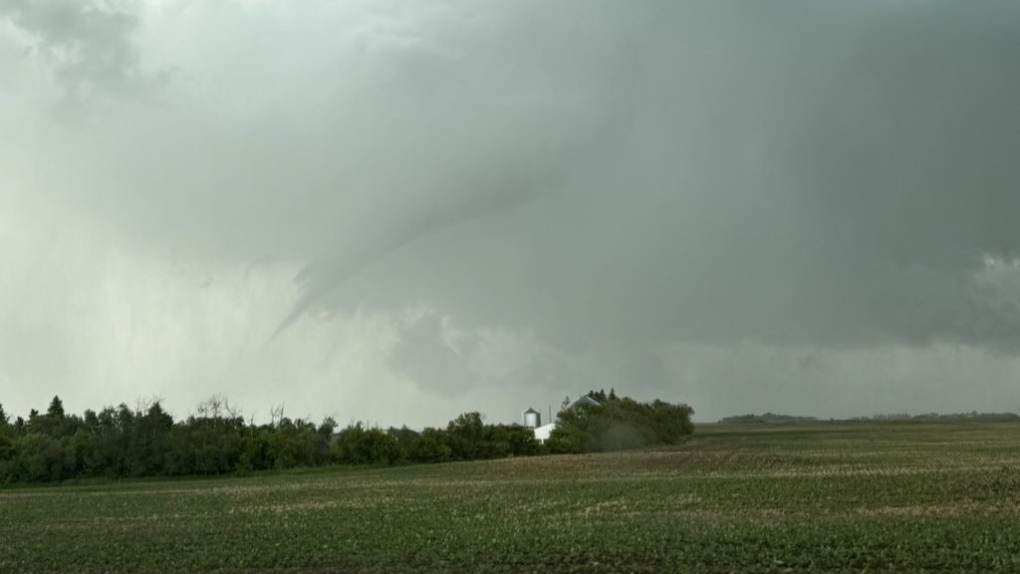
xmin=547 ymin=391 xmax=695 ymax=454
xmin=718 ymin=413 xmax=818 ymax=424
xmin=717 ymin=412 xmax=1020 ymax=424
xmin=0 ymin=391 xmax=695 ymax=486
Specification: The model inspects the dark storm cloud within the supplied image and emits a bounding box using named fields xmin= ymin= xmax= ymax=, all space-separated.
xmin=5 ymin=1 xmax=1020 ymax=419
xmin=303 ymin=1 xmax=1020 ymax=355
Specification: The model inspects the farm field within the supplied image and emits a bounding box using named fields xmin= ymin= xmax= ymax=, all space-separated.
xmin=3 ymin=421 xmax=1020 ymax=573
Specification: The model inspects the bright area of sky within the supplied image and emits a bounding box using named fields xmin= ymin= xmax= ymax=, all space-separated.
xmin=2 ymin=1 xmax=1020 ymax=427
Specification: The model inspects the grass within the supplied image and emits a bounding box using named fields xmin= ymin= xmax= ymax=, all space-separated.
xmin=3 ymin=421 xmax=1020 ymax=572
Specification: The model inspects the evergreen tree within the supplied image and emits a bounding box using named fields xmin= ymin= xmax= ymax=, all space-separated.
xmin=47 ymin=396 xmax=65 ymax=419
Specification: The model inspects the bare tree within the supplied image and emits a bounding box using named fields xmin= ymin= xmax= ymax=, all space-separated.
xmin=269 ymin=403 xmax=285 ymax=428
xmin=196 ymin=394 xmax=228 ymax=419
xmin=224 ymin=397 xmax=242 ymax=420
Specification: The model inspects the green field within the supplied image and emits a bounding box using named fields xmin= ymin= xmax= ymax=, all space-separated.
xmin=3 ymin=421 xmax=1020 ymax=573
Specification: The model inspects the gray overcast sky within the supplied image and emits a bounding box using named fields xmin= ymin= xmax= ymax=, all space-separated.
xmin=2 ymin=1 xmax=1020 ymax=426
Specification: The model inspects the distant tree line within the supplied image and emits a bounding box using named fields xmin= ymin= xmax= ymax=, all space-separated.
xmin=0 ymin=396 xmax=539 ymax=486
xmin=547 ymin=390 xmax=695 ymax=453
xmin=717 ymin=412 xmax=1020 ymax=424
xmin=718 ymin=413 xmax=819 ymax=424
xmin=852 ymin=412 xmax=1020 ymax=422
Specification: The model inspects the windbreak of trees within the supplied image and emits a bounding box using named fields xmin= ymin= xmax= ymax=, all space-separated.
xmin=547 ymin=391 xmax=695 ymax=454
xmin=332 ymin=412 xmax=539 ymax=465
xmin=0 ymin=396 xmax=539 ymax=486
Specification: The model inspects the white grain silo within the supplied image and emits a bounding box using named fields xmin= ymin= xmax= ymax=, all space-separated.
xmin=522 ymin=407 xmax=541 ymax=428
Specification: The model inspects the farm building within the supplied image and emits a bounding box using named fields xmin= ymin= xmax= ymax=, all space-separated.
xmin=533 ymin=422 xmax=557 ymax=443
xmin=529 ymin=394 xmax=601 ymax=444
xmin=561 ymin=394 xmax=600 ymax=411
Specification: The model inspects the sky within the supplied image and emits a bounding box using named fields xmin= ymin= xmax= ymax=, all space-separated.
xmin=2 ymin=0 xmax=1020 ymax=427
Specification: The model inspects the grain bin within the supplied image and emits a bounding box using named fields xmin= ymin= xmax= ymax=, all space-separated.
xmin=522 ymin=407 xmax=541 ymax=428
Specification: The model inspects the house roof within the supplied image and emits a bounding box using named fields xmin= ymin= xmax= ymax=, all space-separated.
xmin=563 ymin=395 xmax=600 ymax=410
